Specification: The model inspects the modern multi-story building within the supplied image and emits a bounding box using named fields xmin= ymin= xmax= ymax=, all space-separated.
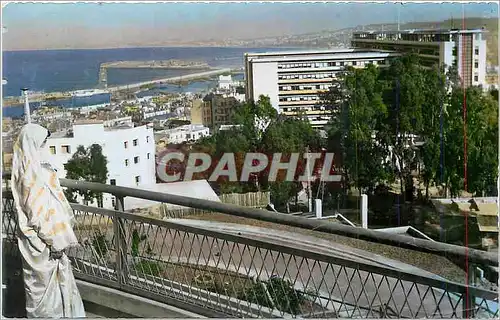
xmin=44 ymin=120 xmax=156 ymax=208
xmin=244 ymin=49 xmax=399 ymax=127
xmin=351 ymin=29 xmax=487 ymax=88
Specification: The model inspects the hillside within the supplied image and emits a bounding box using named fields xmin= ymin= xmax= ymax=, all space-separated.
xmin=236 ymin=17 xmax=498 ymax=66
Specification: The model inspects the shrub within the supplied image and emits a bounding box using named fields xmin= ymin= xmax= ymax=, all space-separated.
xmin=92 ymin=233 xmax=108 ymax=259
xmin=135 ymin=259 xmax=163 ymax=277
xmin=266 ymin=277 xmax=304 ymax=315
xmin=237 ymin=281 xmax=272 ymax=309
xmin=239 ymin=277 xmax=304 ymax=315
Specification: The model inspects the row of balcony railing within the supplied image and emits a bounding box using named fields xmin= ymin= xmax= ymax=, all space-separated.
xmin=2 ymin=174 xmax=498 ymax=318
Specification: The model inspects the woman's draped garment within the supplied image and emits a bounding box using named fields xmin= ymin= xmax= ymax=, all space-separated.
xmin=10 ymin=124 xmax=86 ymax=318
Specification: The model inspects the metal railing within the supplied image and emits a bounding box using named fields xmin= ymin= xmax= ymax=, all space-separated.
xmin=2 ymin=177 xmax=499 ymax=318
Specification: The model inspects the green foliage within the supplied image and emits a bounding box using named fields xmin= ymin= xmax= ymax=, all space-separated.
xmin=269 ymin=181 xmax=300 ymax=209
xmin=324 ymin=64 xmax=391 ymax=194
xmin=92 ymin=232 xmax=109 ymax=259
xmin=239 ymin=277 xmax=304 ymax=315
xmin=135 ymin=259 xmax=163 ymax=277
xmin=238 ymin=281 xmax=273 ymax=309
xmin=444 ymin=87 xmax=498 ymax=197
xmin=261 ymin=118 xmax=323 ymax=153
xmin=266 ymin=277 xmax=304 ymax=315
xmin=231 ymin=95 xmax=278 ymax=147
xmin=64 ymin=144 xmax=108 ymax=204
xmin=131 ymin=228 xmax=147 ymax=257
xmin=322 ymin=53 xmax=498 ymax=199
xmin=194 ymin=94 xmax=318 ymax=205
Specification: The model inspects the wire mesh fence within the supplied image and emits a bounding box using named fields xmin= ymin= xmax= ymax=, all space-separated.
xmin=2 ymin=193 xmax=498 ymax=318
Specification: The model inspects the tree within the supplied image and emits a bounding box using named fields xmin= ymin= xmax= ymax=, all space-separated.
xmin=419 ymin=66 xmax=448 ymax=198
xmin=380 ymin=54 xmax=426 ymax=201
xmin=64 ymin=144 xmax=108 ymax=206
xmin=232 ymin=95 xmax=278 ymax=148
xmin=323 ymin=64 xmax=390 ymax=195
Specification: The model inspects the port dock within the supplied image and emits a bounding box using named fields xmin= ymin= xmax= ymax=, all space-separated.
xmin=98 ymin=59 xmax=211 ymax=87
xmin=2 ymin=67 xmax=242 ymax=107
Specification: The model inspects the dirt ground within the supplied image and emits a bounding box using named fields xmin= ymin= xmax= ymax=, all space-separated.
xmin=184 ymin=212 xmax=467 ymax=284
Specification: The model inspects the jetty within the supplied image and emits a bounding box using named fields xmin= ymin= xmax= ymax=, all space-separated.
xmin=2 ymin=68 xmax=243 ymax=107
xmin=106 ymin=68 xmax=239 ymax=92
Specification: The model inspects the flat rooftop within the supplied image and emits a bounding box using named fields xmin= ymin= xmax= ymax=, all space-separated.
xmin=247 ymin=50 xmax=398 ymax=63
xmin=246 ymin=48 xmax=362 ymax=57
xmin=353 ymin=28 xmax=486 ymax=35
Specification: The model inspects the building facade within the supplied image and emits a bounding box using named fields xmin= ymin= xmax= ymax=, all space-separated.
xmin=244 ymin=49 xmax=399 ymax=127
xmin=202 ymin=93 xmax=241 ymax=130
xmin=351 ymin=29 xmax=487 ymax=88
xmin=190 ymin=99 xmax=204 ymax=125
xmin=155 ymin=124 xmax=210 ymax=144
xmin=44 ymin=121 xmax=156 ymax=208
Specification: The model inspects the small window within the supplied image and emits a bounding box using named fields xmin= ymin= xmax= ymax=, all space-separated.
xmin=112 ymin=197 xmax=116 ymax=208
xmin=474 ymin=47 xmax=479 ymax=55
xmin=61 ymin=145 xmax=71 ymax=154
xmin=134 ymin=156 xmax=139 ymax=164
xmin=147 ymin=153 xmax=151 ymax=160
xmin=124 ymin=141 xmax=128 ymax=149
xmin=352 ymin=61 xmax=357 ymax=66
xmin=146 ymin=136 xmax=150 ymax=143
xmin=474 ymin=75 xmax=478 ymax=82
xmin=125 ymin=159 xmax=129 ymax=167
xmin=474 ymin=61 xmax=479 ymax=68
xmin=133 ymin=139 xmax=138 ymax=147
xmin=49 ymin=146 xmax=56 ymax=155
xmin=110 ymin=179 xmax=116 ymax=186
xmin=135 ymin=176 xmax=141 ymax=185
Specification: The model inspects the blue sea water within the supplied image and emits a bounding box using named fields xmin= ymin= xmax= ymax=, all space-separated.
xmin=2 ymin=46 xmax=287 ymax=96
xmin=2 ymin=46 xmax=286 ymax=118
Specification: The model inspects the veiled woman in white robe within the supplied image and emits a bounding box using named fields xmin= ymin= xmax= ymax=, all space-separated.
xmin=10 ymin=123 xmax=86 ymax=318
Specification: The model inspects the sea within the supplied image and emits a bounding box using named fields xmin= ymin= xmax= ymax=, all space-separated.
xmin=2 ymin=46 xmax=293 ymax=118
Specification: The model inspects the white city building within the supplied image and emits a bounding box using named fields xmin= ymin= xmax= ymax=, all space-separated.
xmin=244 ymin=49 xmax=399 ymax=127
xmin=352 ymin=29 xmax=488 ymax=88
xmin=44 ymin=121 xmax=156 ymax=208
xmin=155 ymin=124 xmax=210 ymax=144
xmin=218 ymin=75 xmax=234 ymax=90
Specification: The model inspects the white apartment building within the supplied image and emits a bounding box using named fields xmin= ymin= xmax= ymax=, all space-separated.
xmin=156 ymin=124 xmax=210 ymax=144
xmin=218 ymin=75 xmax=234 ymax=90
xmin=352 ymin=29 xmax=488 ymax=88
xmin=44 ymin=121 xmax=156 ymax=208
xmin=244 ymin=49 xmax=399 ymax=127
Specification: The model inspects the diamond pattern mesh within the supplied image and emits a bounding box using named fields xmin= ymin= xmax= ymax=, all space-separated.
xmin=2 ymin=195 xmax=498 ymax=318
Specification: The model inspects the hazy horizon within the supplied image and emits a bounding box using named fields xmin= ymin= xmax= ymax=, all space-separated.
xmin=2 ymin=1 xmax=498 ymax=51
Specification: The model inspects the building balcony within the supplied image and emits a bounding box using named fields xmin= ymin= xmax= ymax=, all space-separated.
xmin=279 ymin=100 xmax=320 ymax=106
xmin=2 ymin=174 xmax=498 ymax=318
xmin=278 ymin=78 xmax=336 ymax=84
xmin=351 ymin=38 xmax=441 ymax=48
xmin=279 ymin=89 xmax=328 ymax=95
xmin=282 ymin=110 xmax=330 ymax=116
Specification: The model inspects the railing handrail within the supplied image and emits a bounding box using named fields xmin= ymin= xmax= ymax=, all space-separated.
xmin=2 ymin=172 xmax=498 ymax=267
xmin=68 ymin=203 xmax=498 ymax=300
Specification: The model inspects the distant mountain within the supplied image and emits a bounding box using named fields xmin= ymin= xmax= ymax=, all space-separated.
xmin=234 ymin=17 xmax=498 ymax=66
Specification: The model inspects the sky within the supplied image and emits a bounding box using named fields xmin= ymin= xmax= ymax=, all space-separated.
xmin=1 ymin=1 xmax=498 ymax=50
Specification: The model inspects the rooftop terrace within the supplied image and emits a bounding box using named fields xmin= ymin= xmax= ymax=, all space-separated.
xmin=2 ymin=174 xmax=498 ymax=318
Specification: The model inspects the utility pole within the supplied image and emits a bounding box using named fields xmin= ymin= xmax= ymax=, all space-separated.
xmin=397 ymin=4 xmax=401 ymax=31
xmin=306 ymin=145 xmax=313 ymax=213
xmin=21 ymin=88 xmax=31 ymax=124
